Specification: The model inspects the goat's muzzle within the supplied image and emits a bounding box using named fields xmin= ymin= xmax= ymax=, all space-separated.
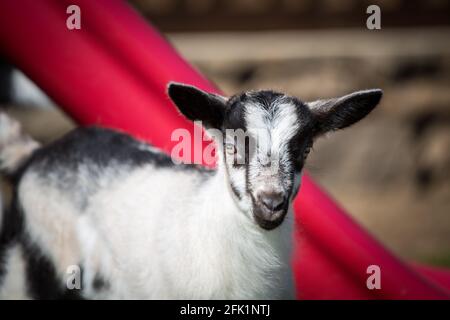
xmin=253 ymin=192 xmax=288 ymax=230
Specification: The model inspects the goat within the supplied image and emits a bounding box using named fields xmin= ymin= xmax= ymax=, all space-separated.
xmin=0 ymin=83 xmax=382 ymax=299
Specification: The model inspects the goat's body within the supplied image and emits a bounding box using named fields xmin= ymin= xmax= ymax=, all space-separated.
xmin=0 ymin=82 xmax=383 ymax=300
xmin=0 ymin=127 xmax=294 ymax=299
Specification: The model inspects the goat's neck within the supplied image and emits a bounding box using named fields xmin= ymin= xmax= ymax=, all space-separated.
xmin=190 ymin=159 xmax=293 ymax=299
xmin=196 ymin=160 xmax=251 ymax=226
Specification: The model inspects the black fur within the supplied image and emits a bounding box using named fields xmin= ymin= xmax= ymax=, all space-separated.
xmin=0 ymin=84 xmax=382 ymax=296
xmin=0 ymin=186 xmax=23 ymax=288
xmin=30 ymin=126 xmax=175 ymax=172
xmin=22 ymin=235 xmax=83 ymax=300
xmin=170 ymin=84 xmax=382 ymax=231
xmin=168 ymin=83 xmax=226 ymax=129
xmin=0 ymin=61 xmax=13 ymax=105
xmin=92 ymin=274 xmax=109 ymax=292
xmin=0 ymin=188 xmax=82 ymax=299
xmin=20 ymin=127 xmax=212 ymax=210
xmin=224 ymin=90 xmax=314 ymax=197
xmin=0 ymin=125 xmax=214 ymax=298
xmin=310 ymin=89 xmax=383 ymax=135
xmin=32 ymin=126 xmax=216 ymax=173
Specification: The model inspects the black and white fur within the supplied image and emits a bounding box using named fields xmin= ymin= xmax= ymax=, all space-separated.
xmin=0 ymin=83 xmax=382 ymax=299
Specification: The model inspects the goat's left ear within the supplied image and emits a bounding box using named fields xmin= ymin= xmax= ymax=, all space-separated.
xmin=307 ymin=89 xmax=383 ymax=136
xmin=167 ymin=82 xmax=227 ymax=129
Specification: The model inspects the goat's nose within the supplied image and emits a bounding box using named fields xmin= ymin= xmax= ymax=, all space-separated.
xmin=259 ymin=192 xmax=286 ymax=212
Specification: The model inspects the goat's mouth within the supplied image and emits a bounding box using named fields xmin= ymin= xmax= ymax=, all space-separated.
xmin=252 ymin=207 xmax=287 ymax=230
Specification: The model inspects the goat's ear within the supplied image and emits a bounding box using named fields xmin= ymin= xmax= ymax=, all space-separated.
xmin=167 ymin=82 xmax=227 ymax=129
xmin=307 ymin=89 xmax=382 ymax=136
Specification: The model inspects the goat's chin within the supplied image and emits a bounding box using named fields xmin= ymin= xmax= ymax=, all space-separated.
xmin=253 ymin=210 xmax=287 ymax=231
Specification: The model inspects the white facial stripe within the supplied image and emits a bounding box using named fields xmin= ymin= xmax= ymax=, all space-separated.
xmin=245 ymin=102 xmax=271 ymax=145
xmin=271 ymin=102 xmax=300 ymax=154
xmin=245 ymin=100 xmax=299 ymax=162
xmin=229 ymin=167 xmax=246 ymax=194
xmin=243 ymin=99 xmax=300 ymax=196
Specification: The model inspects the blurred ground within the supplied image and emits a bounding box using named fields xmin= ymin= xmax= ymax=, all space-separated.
xmin=2 ymin=27 xmax=450 ymax=267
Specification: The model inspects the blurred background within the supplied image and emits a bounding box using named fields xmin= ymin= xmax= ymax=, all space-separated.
xmin=1 ymin=0 xmax=449 ymax=267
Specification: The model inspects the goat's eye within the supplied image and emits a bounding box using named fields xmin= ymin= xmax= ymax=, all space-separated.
xmin=225 ymin=143 xmax=237 ymax=155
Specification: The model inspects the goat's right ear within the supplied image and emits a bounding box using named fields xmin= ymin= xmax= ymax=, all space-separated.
xmin=307 ymin=89 xmax=383 ymax=136
xmin=167 ymin=82 xmax=227 ymax=129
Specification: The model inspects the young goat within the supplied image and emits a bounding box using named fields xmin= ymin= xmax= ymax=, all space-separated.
xmin=0 ymin=83 xmax=382 ymax=299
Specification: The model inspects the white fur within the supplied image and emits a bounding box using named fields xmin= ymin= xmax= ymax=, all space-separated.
xmin=0 ymin=245 xmax=29 ymax=300
xmin=0 ymin=97 xmax=297 ymax=299
xmin=244 ymin=100 xmax=300 ymax=198
xmin=1 ymin=85 xmax=381 ymax=300
xmin=0 ymin=113 xmax=40 ymax=174
xmin=18 ymin=159 xmax=295 ymax=299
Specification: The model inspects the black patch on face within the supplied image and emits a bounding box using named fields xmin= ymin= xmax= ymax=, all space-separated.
xmin=281 ymin=101 xmax=315 ymax=202
xmin=221 ymin=94 xmax=248 ymax=174
xmin=220 ymin=93 xmax=251 ymax=201
xmin=222 ymin=94 xmax=248 ymax=134
xmin=288 ymin=113 xmax=315 ymax=173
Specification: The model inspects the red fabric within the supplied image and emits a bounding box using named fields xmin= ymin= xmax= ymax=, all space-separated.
xmin=0 ymin=0 xmax=448 ymax=299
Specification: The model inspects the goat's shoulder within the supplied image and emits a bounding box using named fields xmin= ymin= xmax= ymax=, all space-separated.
xmin=23 ymin=126 xmax=172 ymax=172
xmin=18 ymin=126 xmax=213 ymax=180
xmin=14 ymin=126 xmax=215 ymax=217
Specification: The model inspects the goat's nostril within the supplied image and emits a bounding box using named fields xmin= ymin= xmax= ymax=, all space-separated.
xmin=260 ymin=193 xmax=285 ymax=212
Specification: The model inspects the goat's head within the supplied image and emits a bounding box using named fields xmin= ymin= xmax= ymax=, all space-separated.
xmin=168 ymin=82 xmax=382 ymax=230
